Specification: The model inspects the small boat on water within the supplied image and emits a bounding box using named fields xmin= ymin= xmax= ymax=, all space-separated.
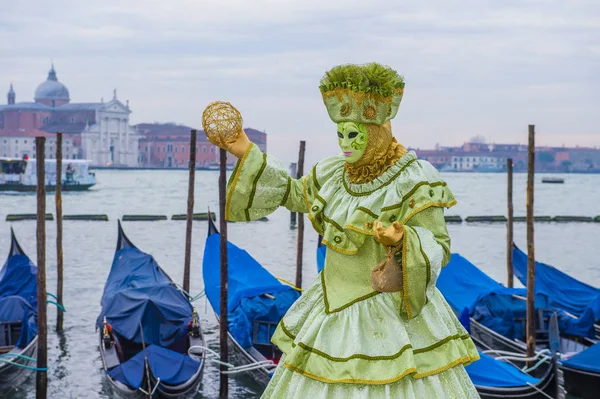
xmin=0 ymin=157 xmax=96 ymax=192
xmin=202 ymin=215 xmax=300 ymax=386
xmin=438 ymin=253 xmax=600 ymax=399
xmin=542 ymin=177 xmax=564 ymax=184
xmin=315 ymin=240 xmax=559 ymax=398
xmin=0 ymin=229 xmax=38 ymax=391
xmin=97 ymin=222 xmax=206 ymax=398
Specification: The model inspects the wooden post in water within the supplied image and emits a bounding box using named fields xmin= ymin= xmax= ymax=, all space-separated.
xmin=35 ymin=137 xmax=48 ymax=399
xmin=295 ymin=141 xmax=306 ymax=289
xmin=526 ymin=125 xmax=536 ymax=360
xmin=56 ymin=133 xmax=64 ymax=331
xmin=506 ymin=158 xmax=514 ymax=288
xmin=218 ymin=148 xmax=229 ymax=399
xmin=183 ymin=129 xmax=197 ymax=293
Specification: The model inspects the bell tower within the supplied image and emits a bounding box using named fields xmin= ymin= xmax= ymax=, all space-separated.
xmin=7 ymin=83 xmax=15 ymax=104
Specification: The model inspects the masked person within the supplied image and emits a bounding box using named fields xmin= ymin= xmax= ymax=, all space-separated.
xmin=208 ymin=63 xmax=480 ymax=398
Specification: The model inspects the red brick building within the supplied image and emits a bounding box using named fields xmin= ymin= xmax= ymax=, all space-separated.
xmin=136 ymin=123 xmax=267 ymax=168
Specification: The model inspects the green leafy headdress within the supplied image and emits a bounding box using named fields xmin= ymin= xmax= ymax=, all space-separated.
xmin=319 ymin=63 xmax=405 ymax=125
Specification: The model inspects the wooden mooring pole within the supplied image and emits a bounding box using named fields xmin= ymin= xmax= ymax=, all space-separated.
xmin=295 ymin=141 xmax=306 ymax=289
xmin=506 ymin=158 xmax=514 ymax=288
xmin=526 ymin=125 xmax=536 ymax=360
xmin=56 ymin=133 xmax=64 ymax=331
xmin=218 ymin=148 xmax=229 ymax=399
xmin=183 ymin=129 xmax=197 ymax=293
xmin=35 ymin=137 xmax=48 ymax=399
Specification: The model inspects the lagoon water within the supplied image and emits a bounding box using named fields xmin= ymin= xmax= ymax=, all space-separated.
xmin=1 ymin=169 xmax=599 ymax=398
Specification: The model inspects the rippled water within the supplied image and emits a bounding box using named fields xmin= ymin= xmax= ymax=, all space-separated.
xmin=1 ymin=169 xmax=599 ymax=398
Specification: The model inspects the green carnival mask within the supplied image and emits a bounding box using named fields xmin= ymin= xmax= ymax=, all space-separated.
xmin=337 ymin=122 xmax=368 ymax=164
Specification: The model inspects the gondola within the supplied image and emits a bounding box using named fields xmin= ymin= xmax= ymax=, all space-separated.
xmin=513 ymin=244 xmax=600 ymax=338
xmin=513 ymin=244 xmax=600 ymax=397
xmin=202 ymin=215 xmax=301 ymax=386
xmin=316 ymin=240 xmax=559 ymax=399
xmin=97 ymin=222 xmax=206 ymax=398
xmin=0 ymin=229 xmax=38 ymax=391
xmin=438 ymin=253 xmax=600 ymax=399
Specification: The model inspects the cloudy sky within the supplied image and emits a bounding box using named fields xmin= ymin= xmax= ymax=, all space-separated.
xmin=1 ymin=0 xmax=598 ymax=164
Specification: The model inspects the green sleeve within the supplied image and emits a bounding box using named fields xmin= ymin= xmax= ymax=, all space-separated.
xmin=225 ymin=144 xmax=315 ymax=221
xmin=397 ymin=207 xmax=450 ymax=320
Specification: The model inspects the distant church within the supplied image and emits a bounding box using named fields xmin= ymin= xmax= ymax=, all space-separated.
xmin=0 ymin=65 xmax=139 ymax=166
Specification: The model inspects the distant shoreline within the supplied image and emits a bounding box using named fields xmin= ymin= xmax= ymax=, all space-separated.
xmin=89 ymin=165 xmax=600 ymax=174
xmin=90 ymin=166 xmax=234 ymax=171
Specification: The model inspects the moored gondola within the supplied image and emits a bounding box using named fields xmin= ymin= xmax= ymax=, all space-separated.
xmin=0 ymin=229 xmax=38 ymax=392
xmin=202 ymin=215 xmax=301 ymax=386
xmin=513 ymin=244 xmax=600 ymax=339
xmin=97 ymin=222 xmax=206 ymax=398
xmin=316 ymin=241 xmax=559 ymax=399
xmin=439 ymin=253 xmax=600 ymax=399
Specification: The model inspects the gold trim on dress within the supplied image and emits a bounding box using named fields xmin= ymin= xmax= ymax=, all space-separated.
xmin=312 ymin=165 xmax=321 ymax=190
xmin=381 ymin=181 xmax=447 ymax=212
xmin=321 ymin=270 xmax=378 ymax=314
xmin=225 ymin=143 xmax=254 ymax=220
xmin=413 ymin=355 xmax=479 ymax=379
xmin=281 ymin=175 xmax=292 ymax=206
xmin=402 ymin=200 xmax=457 ymax=225
xmin=245 ymin=152 xmax=267 ymax=221
xmin=401 ymin=230 xmax=410 ymax=319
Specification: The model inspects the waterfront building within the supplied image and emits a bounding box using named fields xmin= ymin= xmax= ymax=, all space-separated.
xmin=137 ymin=122 xmax=267 ymax=168
xmin=0 ymin=65 xmax=139 ymax=166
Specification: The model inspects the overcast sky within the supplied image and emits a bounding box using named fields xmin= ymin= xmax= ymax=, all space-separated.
xmin=1 ymin=0 xmax=598 ymax=165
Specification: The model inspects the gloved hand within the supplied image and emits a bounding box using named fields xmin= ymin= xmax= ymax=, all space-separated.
xmin=373 ymin=220 xmax=404 ymax=248
xmin=206 ymin=128 xmax=252 ymax=158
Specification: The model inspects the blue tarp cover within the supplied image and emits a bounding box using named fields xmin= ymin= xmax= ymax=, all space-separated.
xmin=203 ymin=233 xmax=300 ymax=348
xmin=108 ymin=344 xmax=200 ymax=389
xmin=0 ymin=249 xmax=38 ymax=347
xmin=0 ymin=253 xmax=37 ymax=308
xmin=0 ymin=296 xmax=37 ymax=347
xmin=438 ymin=253 xmax=595 ymax=339
xmin=513 ymin=246 xmax=600 ymax=321
xmin=562 ymin=342 xmax=600 ymax=374
xmin=316 ymin=244 xmax=326 ymax=273
xmin=466 ymin=352 xmax=540 ymax=387
xmin=97 ymin=247 xmax=192 ymax=347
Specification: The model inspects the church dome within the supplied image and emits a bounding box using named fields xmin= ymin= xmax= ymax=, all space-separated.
xmin=34 ymin=65 xmax=70 ymax=102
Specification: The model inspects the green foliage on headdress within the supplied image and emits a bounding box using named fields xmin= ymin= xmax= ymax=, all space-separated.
xmin=319 ymin=63 xmax=405 ymax=97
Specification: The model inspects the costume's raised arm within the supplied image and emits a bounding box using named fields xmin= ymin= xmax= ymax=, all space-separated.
xmin=225 ymin=143 xmax=316 ymax=221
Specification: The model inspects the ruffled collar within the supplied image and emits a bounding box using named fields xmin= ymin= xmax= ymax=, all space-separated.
xmin=342 ymin=151 xmax=417 ymax=196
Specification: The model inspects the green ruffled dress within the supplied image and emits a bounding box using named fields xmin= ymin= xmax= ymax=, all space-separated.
xmin=226 ymin=144 xmax=480 ymax=398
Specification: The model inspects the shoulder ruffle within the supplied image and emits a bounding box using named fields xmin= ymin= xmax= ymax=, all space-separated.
xmin=308 ymin=152 xmax=456 ymax=255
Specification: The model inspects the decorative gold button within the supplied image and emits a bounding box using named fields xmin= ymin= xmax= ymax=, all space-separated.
xmin=311 ymin=205 xmax=319 ymax=212
xmin=429 ymin=189 xmax=434 ymax=197
xmin=389 ymin=215 xmax=397 ymax=222
xmin=334 ymin=236 xmax=342 ymax=243
xmin=409 ymin=199 xmax=416 ymax=208
xmin=365 ymin=222 xmax=373 ymax=229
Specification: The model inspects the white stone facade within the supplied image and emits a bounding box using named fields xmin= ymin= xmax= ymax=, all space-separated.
xmin=81 ymin=98 xmax=140 ymax=166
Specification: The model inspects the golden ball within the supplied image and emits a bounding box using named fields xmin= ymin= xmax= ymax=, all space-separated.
xmin=202 ymin=101 xmax=243 ymax=147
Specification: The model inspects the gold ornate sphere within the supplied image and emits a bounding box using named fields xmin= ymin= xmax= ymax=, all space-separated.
xmin=202 ymin=101 xmax=243 ymax=148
